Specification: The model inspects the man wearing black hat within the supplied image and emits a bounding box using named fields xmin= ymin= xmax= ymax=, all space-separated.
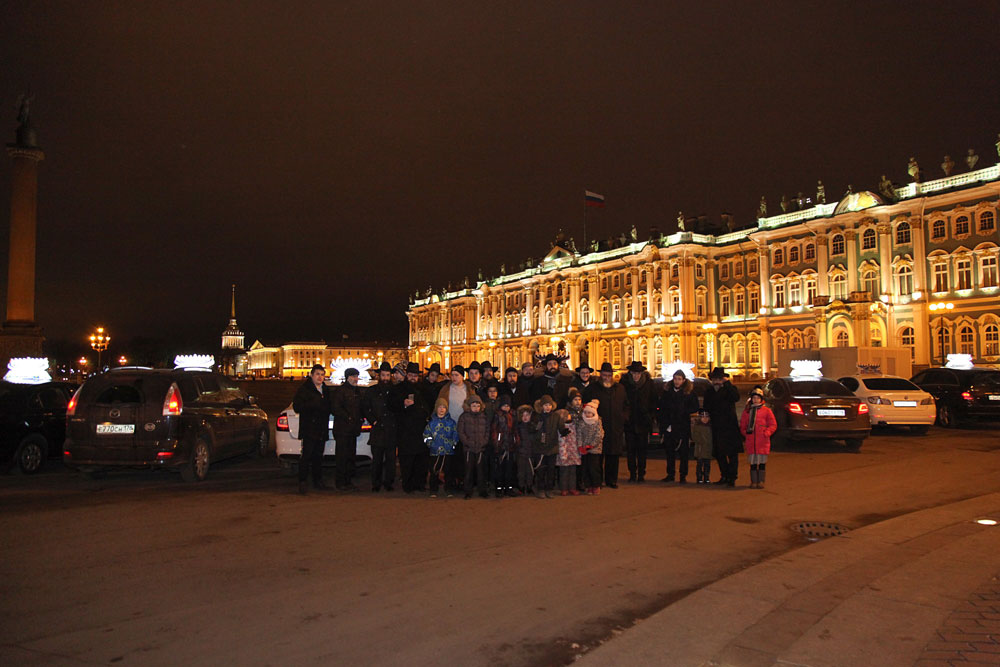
xmin=588 ymin=362 xmax=629 ymax=487
xmin=363 ymin=361 xmax=397 ymax=492
xmin=499 ymin=366 xmax=519 ymax=401
xmin=621 ymin=360 xmax=656 ymax=483
xmin=657 ymin=368 xmax=699 ymax=483
xmin=419 ymin=362 xmax=446 ymax=410
xmin=331 ymin=367 xmax=363 ymax=490
xmin=467 ymin=361 xmax=485 ymax=397
xmin=704 ymin=367 xmax=741 ymax=486
xmin=530 ymin=353 xmax=572 ymax=407
xmin=476 ymin=361 xmax=500 ymax=399
xmin=292 ymin=364 xmax=334 ymax=494
xmin=389 ymin=362 xmax=431 ymax=493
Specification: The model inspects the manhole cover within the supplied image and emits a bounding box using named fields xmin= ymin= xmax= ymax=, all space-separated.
xmin=790 ymin=521 xmax=850 ymax=540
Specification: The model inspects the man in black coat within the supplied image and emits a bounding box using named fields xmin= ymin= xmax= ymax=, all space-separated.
xmin=657 ymin=369 xmax=700 ymax=483
xmin=498 ymin=366 xmax=519 ymax=401
xmin=291 ymin=364 xmax=333 ymax=494
xmin=588 ymin=362 xmax=629 ymax=488
xmin=418 ymin=362 xmax=446 ymax=410
xmin=389 ymin=362 xmax=430 ymax=493
xmin=621 ymin=360 xmax=657 ymax=483
xmin=513 ymin=362 xmax=535 ymax=408
xmin=331 ymin=367 xmax=363 ymax=491
xmin=703 ymin=366 xmax=741 ymax=486
xmin=530 ymin=354 xmax=573 ymax=407
xmin=362 ymin=362 xmax=396 ymax=492
xmin=572 ymin=363 xmax=596 ymax=400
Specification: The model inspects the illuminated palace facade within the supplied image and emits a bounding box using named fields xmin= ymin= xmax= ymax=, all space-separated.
xmin=245 ymin=340 xmax=408 ymax=378
xmin=408 ymin=164 xmax=1000 ymax=379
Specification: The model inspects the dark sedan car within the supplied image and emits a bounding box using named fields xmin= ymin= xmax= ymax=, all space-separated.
xmin=763 ymin=376 xmax=870 ymax=450
xmin=910 ymin=366 xmax=1000 ymax=428
xmin=64 ymin=368 xmax=269 ymax=481
xmin=0 ymin=380 xmax=77 ymax=473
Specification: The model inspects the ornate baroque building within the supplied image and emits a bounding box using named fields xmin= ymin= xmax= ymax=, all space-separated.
xmin=407 ymin=163 xmax=1000 ymax=378
xmin=246 ymin=340 xmax=408 ymax=378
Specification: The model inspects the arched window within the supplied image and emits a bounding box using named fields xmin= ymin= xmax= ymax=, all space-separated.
xmin=895 ymin=221 xmax=911 ymax=245
xmin=774 ymin=335 xmax=787 ymax=351
xmin=871 ymin=326 xmax=883 ymax=347
xmin=900 ymin=326 xmax=915 ymax=359
xmin=958 ymin=325 xmax=975 ymax=355
xmin=896 ymin=265 xmax=913 ymax=295
xmin=671 ymin=339 xmax=681 ymax=362
xmin=862 ymin=269 xmax=879 ymax=295
xmin=611 ymin=299 xmax=621 ymax=322
xmin=980 ymin=211 xmax=996 ymax=233
xmin=984 ymin=324 xmax=999 ymax=356
xmin=581 ymin=301 xmax=590 ymax=327
xmin=932 ymin=219 xmax=946 ymax=240
xmin=671 ymin=264 xmax=679 ymax=279
xmin=862 ymin=228 xmax=877 ymax=250
xmin=955 ymin=216 xmax=970 ymax=236
xmin=601 ymin=276 xmax=608 ymax=291
xmin=830 ymin=273 xmax=847 ymax=300
xmin=613 ymin=274 xmax=621 ymax=290
xmin=956 ymin=258 xmax=973 ymax=290
xmin=749 ymin=257 xmax=759 ymax=275
xmin=697 ymin=339 xmax=707 ymax=364
xmin=804 ymin=243 xmax=815 ymax=261
xmin=750 ymin=340 xmax=760 ymax=365
xmin=835 ymin=329 xmax=850 ymax=347
xmin=789 ymin=331 xmax=803 ymax=349
xmin=622 ymin=338 xmax=633 ymax=363
xmin=654 ymin=338 xmax=664 ymax=366
xmin=735 ymin=339 xmax=746 ymax=364
xmin=773 ymin=283 xmax=785 ymax=308
xmin=611 ymin=340 xmax=622 ymax=367
xmin=806 ymin=331 xmax=817 ymax=349
xmin=774 ymin=248 xmax=784 ymax=265
xmin=831 ymin=234 xmax=845 ymax=255
xmin=789 ymin=245 xmax=800 ymax=264
xmin=720 ymin=339 xmax=730 ymax=364
xmin=935 ymin=325 xmax=951 ymax=358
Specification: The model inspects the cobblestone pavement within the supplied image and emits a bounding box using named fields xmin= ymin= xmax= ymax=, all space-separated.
xmin=916 ymin=575 xmax=1000 ymax=666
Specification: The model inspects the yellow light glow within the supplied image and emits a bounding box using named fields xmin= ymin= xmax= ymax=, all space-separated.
xmin=975 ymin=518 xmax=997 ymax=526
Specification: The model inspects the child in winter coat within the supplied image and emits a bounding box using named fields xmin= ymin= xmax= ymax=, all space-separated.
xmin=576 ymin=400 xmax=604 ymax=495
xmin=515 ymin=404 xmax=539 ymax=493
xmin=556 ymin=409 xmax=581 ymax=495
xmin=458 ymin=394 xmax=491 ymax=498
xmin=491 ymin=394 xmax=520 ymax=497
xmin=531 ymin=395 xmax=560 ymax=499
xmin=690 ymin=409 xmax=713 ymax=484
xmin=424 ymin=398 xmax=458 ymax=497
xmin=566 ymin=388 xmax=586 ymax=492
xmin=739 ymin=386 xmax=777 ymax=489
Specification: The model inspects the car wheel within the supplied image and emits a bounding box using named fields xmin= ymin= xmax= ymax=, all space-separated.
xmin=844 ymin=438 xmax=863 ymax=451
xmin=181 ymin=438 xmax=211 ymax=482
xmin=15 ymin=434 xmax=47 ymax=474
xmin=937 ymin=404 xmax=960 ymax=429
xmin=911 ymin=425 xmax=929 ymax=435
xmin=250 ymin=429 xmax=269 ymax=458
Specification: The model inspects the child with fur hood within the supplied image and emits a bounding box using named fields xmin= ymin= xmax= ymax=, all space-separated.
xmin=515 ymin=404 xmax=540 ymax=493
xmin=556 ymin=408 xmax=581 ymax=496
xmin=423 ymin=398 xmax=458 ymax=497
xmin=531 ymin=395 xmax=562 ymax=499
xmin=458 ymin=393 xmax=491 ymax=499
xmin=576 ymin=400 xmax=605 ymax=495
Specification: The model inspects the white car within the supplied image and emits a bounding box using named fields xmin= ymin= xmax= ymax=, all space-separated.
xmin=837 ymin=374 xmax=935 ymax=434
xmin=275 ymin=402 xmax=372 ymax=472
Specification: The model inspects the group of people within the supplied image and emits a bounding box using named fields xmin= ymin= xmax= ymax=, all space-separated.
xmin=291 ymin=353 xmax=777 ymax=497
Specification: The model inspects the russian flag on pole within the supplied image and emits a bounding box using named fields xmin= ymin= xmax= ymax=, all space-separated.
xmin=584 ymin=190 xmax=605 ymax=207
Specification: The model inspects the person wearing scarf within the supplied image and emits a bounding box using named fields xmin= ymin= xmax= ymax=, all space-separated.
xmin=739 ymin=386 xmax=777 ymax=489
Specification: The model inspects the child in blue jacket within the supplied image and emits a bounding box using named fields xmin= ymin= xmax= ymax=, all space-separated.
xmin=424 ymin=398 xmax=458 ymax=497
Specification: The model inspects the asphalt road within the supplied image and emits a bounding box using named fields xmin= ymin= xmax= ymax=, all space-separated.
xmin=2 ymin=417 xmax=999 ymax=666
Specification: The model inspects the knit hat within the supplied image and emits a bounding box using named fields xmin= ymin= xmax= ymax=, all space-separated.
xmin=434 ymin=397 xmax=449 ymax=413
xmin=567 ymin=387 xmax=581 ymax=402
xmin=451 ymin=365 xmax=466 ymax=376
xmin=538 ymin=394 xmax=556 ymax=409
xmin=393 ymin=362 xmax=407 ymax=376
xmin=498 ymin=394 xmax=512 ymax=408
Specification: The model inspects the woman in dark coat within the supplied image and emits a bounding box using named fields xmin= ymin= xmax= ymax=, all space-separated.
xmin=703 ymin=366 xmax=741 ymax=486
xmin=587 ymin=363 xmax=629 ymax=488
xmin=657 ymin=369 xmax=700 ymax=483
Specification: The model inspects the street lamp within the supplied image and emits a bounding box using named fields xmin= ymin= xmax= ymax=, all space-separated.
xmin=118 ymin=356 xmax=127 ymax=366
xmin=89 ymin=326 xmax=110 ymax=370
xmin=78 ymin=357 xmax=89 ymax=376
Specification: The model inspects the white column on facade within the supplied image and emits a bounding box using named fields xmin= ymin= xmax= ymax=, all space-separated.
xmin=706 ymin=259 xmax=717 ymax=318
xmin=475 ymin=297 xmax=483 ymax=338
xmin=758 ymin=248 xmax=771 ymax=308
xmin=630 ymin=266 xmax=640 ymax=323
xmin=588 ymin=274 xmax=599 ymax=325
xmin=911 ymin=218 xmax=927 ymax=292
xmin=536 ymin=284 xmax=546 ymax=332
xmin=877 ymin=222 xmax=893 ymax=298
xmin=845 ymin=229 xmax=859 ymax=293
xmin=525 ymin=286 xmax=534 ymax=335
xmin=569 ymin=278 xmax=580 ymax=328
xmin=816 ymin=234 xmax=829 ymax=296
xmin=660 ymin=260 xmax=670 ymax=316
xmin=644 ymin=264 xmax=654 ymax=321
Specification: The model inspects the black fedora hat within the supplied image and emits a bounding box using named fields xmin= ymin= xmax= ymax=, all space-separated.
xmin=468 ymin=361 xmax=482 ymax=372
xmin=599 ymin=362 xmax=614 ymax=373
xmin=426 ymin=362 xmax=441 ymax=373
xmin=708 ymin=366 xmax=729 ymax=379
xmin=626 ymin=360 xmax=646 ymax=373
xmin=576 ymin=363 xmax=594 ymax=372
xmin=405 ymin=362 xmax=421 ymax=374
xmin=378 ymin=361 xmax=392 ymax=372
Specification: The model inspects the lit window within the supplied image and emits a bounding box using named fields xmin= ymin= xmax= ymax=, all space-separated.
xmin=985 ymin=324 xmax=999 ymax=356
xmin=932 ymin=219 xmax=946 ymax=240
xmin=720 ymin=263 xmax=729 ymax=280
xmin=749 ymin=258 xmax=759 ymax=275
xmin=933 ymin=263 xmax=949 ymax=292
xmin=956 ymin=216 xmax=970 ymax=236
xmin=789 ymin=246 xmax=800 ymax=264
xmin=831 ymin=234 xmax=845 ymax=255
xmin=774 ymin=248 xmax=784 ymax=265
xmin=830 ymin=274 xmax=847 ymax=300
xmin=750 ymin=340 xmax=760 ymax=364
xmin=935 ymin=325 xmax=951 ymax=358
xmin=835 ymin=330 xmax=850 ymax=347
xmin=804 ymin=244 xmax=815 ymax=261
xmin=900 ymin=327 xmax=915 ymax=359
xmin=896 ymin=265 xmax=913 ymax=295
xmin=773 ymin=283 xmax=785 ymax=308
xmin=895 ymin=222 xmax=911 ymax=246
xmin=982 ymin=256 xmax=998 ymax=288
xmin=862 ymin=229 xmax=877 ymax=250
xmin=958 ymin=326 xmax=975 ymax=355
xmin=805 ymin=280 xmax=817 ymax=304
xmin=789 ymin=281 xmax=801 ymax=305
xmin=980 ymin=211 xmax=996 ymax=233
xmin=862 ymin=270 xmax=879 ymax=295
xmin=871 ymin=327 xmax=882 ymax=348
xmin=956 ymin=259 xmax=972 ymax=290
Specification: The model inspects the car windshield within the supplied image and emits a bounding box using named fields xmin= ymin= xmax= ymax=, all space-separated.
xmin=788 ymin=379 xmax=852 ymax=397
xmin=862 ymin=378 xmax=920 ymax=391
xmin=973 ymin=372 xmax=1000 ymax=388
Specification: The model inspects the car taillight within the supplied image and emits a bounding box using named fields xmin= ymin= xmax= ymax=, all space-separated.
xmin=858 ymin=402 xmax=869 ymax=415
xmin=961 ymin=391 xmax=973 ymax=401
xmin=787 ymin=402 xmax=804 ymax=415
xmin=921 ymin=396 xmax=934 ymax=405
xmin=361 ymin=422 xmax=371 ymax=432
xmin=157 ymin=452 xmax=174 ymax=459
xmin=276 ymin=414 xmax=289 ymax=431
xmin=162 ymin=383 xmax=183 ymax=416
xmin=67 ymin=386 xmax=82 ymax=416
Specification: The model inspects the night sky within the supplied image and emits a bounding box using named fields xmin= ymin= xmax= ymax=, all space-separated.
xmin=2 ymin=1 xmax=998 ymax=359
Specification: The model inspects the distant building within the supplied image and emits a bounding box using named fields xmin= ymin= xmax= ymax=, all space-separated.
xmin=220 ymin=284 xmax=246 ymax=376
xmin=246 ymin=340 xmax=407 ymax=378
xmin=407 ymin=161 xmax=1000 ymax=378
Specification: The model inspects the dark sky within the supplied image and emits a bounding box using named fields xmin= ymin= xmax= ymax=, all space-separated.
xmin=2 ymin=1 xmax=998 ymax=354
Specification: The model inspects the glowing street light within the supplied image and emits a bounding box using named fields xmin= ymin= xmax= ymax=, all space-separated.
xmin=118 ymin=356 xmax=128 ymax=365
xmin=89 ymin=326 xmax=110 ymax=369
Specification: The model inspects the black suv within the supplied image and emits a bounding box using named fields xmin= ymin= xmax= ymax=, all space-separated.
xmin=0 ymin=380 xmax=77 ymax=474
xmin=910 ymin=366 xmax=1000 ymax=428
xmin=64 ymin=368 xmax=269 ymax=481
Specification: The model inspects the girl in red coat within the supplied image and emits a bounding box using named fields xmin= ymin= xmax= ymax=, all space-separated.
xmin=739 ymin=386 xmax=777 ymax=489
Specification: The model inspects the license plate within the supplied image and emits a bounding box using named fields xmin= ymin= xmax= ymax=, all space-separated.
xmin=816 ymin=408 xmax=845 ymax=417
xmin=989 ymin=395 xmax=1000 ymax=401
xmin=96 ymin=423 xmax=135 ymax=435
xmin=893 ymin=401 xmax=917 ymax=407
